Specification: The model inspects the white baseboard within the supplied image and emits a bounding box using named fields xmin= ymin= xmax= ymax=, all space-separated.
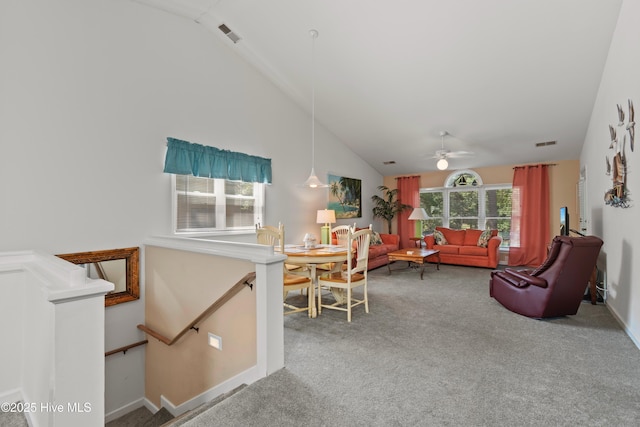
xmin=606 ymin=304 xmax=640 ymax=351
xmin=0 ymin=388 xmax=22 ymax=404
xmin=160 ymin=365 xmax=260 ymax=417
xmin=104 ymin=397 xmax=146 ymax=423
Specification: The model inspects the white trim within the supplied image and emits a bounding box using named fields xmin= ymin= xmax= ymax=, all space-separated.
xmin=158 ymin=366 xmax=261 ymax=417
xmin=104 ymin=398 xmax=147 ymax=423
xmin=606 ymin=304 xmax=640 ymax=351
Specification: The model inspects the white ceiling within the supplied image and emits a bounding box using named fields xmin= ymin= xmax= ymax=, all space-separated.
xmin=136 ymin=0 xmax=622 ymax=175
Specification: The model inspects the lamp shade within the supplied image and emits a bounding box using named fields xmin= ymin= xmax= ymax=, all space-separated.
xmin=436 ymin=158 xmax=448 ymax=170
xmin=316 ymin=209 xmax=336 ymax=224
xmin=408 ymin=207 xmax=429 ymax=220
xmin=303 ymin=168 xmax=327 ymax=188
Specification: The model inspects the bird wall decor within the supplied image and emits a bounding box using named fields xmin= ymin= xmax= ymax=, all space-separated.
xmin=617 ymin=103 xmax=625 ymax=126
xmin=605 ymin=98 xmax=634 ymax=208
xmin=609 ymin=124 xmax=617 ymax=149
xmin=627 ymin=99 xmax=635 ymax=152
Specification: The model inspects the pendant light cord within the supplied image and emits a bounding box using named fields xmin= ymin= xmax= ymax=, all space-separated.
xmin=310 ymin=29 xmax=318 ymax=171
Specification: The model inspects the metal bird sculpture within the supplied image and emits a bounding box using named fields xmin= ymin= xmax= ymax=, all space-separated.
xmin=627 ymin=99 xmax=635 ymax=152
xmin=609 ymin=124 xmax=617 ymax=149
xmin=617 ymin=103 xmax=625 ymax=126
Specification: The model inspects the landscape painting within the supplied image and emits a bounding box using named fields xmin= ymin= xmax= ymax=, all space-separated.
xmin=328 ymin=174 xmax=362 ymax=219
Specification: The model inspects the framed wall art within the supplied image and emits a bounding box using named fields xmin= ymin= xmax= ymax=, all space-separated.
xmin=328 ymin=174 xmax=362 ymax=219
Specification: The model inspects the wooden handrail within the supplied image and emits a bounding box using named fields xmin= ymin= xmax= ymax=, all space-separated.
xmin=137 ymin=271 xmax=256 ymax=346
xmin=105 ymin=340 xmax=148 ymax=357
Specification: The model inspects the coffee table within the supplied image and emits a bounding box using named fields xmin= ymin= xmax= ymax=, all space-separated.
xmin=387 ymin=248 xmax=440 ymax=280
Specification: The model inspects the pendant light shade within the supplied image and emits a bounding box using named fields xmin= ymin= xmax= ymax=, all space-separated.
xmin=303 ymin=167 xmax=325 ymax=188
xmin=437 ymin=158 xmax=449 ymax=170
xmin=302 ymin=29 xmax=328 ymax=188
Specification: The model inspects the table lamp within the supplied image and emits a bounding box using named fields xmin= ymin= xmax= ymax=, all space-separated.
xmin=408 ymin=207 xmax=429 ymax=237
xmin=316 ymin=209 xmax=336 ymax=244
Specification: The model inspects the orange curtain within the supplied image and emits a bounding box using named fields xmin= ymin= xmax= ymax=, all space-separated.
xmin=397 ymin=176 xmax=420 ymax=249
xmin=508 ymin=164 xmax=550 ymax=266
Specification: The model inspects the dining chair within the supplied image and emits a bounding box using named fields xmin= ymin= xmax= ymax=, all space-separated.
xmin=256 ymin=223 xmax=306 ymax=274
xmin=317 ymin=227 xmax=371 ymax=322
xmin=256 ymin=224 xmax=313 ymax=316
xmin=316 ymin=223 xmax=355 ymax=272
xmin=332 ymin=223 xmax=356 ymax=246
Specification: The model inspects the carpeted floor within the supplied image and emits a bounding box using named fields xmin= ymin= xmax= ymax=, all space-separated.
xmin=173 ymin=264 xmax=640 ymax=426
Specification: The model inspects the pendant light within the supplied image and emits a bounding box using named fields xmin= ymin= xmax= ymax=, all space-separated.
xmin=302 ymin=29 xmax=328 ymax=188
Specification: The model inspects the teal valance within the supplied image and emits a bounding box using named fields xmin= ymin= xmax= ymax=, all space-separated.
xmin=163 ymin=137 xmax=272 ymax=184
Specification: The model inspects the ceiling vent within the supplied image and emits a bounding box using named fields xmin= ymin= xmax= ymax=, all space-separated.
xmin=218 ymin=24 xmax=241 ymax=44
xmin=535 ymin=140 xmax=557 ymax=147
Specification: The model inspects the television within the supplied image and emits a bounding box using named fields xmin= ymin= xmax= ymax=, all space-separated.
xmin=559 ymin=206 xmax=569 ymax=236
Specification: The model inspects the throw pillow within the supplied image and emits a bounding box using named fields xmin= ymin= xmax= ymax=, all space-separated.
xmin=433 ymin=230 xmax=448 ymax=245
xmin=477 ymin=229 xmax=492 ymax=248
xmin=370 ymin=231 xmax=383 ymax=246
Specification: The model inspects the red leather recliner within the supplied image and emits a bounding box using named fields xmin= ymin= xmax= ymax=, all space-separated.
xmin=490 ymin=235 xmax=603 ymax=318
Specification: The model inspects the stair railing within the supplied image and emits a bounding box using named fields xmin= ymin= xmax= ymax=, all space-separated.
xmin=137 ymin=271 xmax=256 ymax=346
xmin=105 ymin=340 xmax=148 ymax=357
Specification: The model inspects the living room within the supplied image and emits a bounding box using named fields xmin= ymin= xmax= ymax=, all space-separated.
xmin=1 ymin=0 xmax=639 ymax=425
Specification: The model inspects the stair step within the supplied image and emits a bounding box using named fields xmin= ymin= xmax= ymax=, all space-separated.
xmin=143 ymin=407 xmax=174 ymax=427
xmin=162 ymin=384 xmax=247 ymax=426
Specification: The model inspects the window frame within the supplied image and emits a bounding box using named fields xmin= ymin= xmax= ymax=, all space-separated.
xmin=419 ymin=171 xmax=512 ymax=247
xmin=171 ymin=174 xmax=265 ymax=235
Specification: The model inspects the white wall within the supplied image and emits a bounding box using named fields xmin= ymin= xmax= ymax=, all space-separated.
xmin=581 ymin=0 xmax=640 ymax=346
xmin=0 ymin=0 xmax=383 ymax=417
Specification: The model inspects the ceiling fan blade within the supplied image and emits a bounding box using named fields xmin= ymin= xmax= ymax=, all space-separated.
xmin=446 ymin=151 xmax=475 ymax=158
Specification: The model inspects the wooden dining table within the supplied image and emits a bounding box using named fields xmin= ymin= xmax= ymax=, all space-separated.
xmin=280 ymin=244 xmax=348 ymax=318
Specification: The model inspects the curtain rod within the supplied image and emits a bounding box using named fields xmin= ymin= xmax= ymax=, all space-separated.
xmin=395 ymin=175 xmax=421 ymax=179
xmin=513 ymin=163 xmax=557 ymax=170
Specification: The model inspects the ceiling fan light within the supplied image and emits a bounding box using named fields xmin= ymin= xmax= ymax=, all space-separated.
xmin=437 ymin=158 xmax=448 ymax=170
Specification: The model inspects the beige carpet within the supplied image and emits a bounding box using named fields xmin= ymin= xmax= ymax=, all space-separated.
xmin=175 ymin=263 xmax=640 ymax=426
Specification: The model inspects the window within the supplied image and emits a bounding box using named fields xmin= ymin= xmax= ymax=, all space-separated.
xmin=418 ymin=170 xmax=512 ymax=247
xmin=173 ymin=175 xmax=264 ymax=233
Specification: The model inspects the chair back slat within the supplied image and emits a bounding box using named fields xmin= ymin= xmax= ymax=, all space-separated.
xmin=332 ymin=223 xmax=355 ymax=246
xmin=256 ymin=223 xmax=285 ymax=253
xmin=347 ymin=228 xmax=371 ymax=275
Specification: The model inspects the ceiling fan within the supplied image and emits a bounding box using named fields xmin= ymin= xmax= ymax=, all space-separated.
xmin=430 ymin=131 xmax=474 ymax=170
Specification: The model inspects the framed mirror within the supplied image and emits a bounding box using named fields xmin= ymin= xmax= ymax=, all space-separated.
xmin=56 ymin=247 xmax=140 ymax=307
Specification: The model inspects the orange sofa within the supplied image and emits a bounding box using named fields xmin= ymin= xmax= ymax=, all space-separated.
xmin=333 ymin=230 xmax=400 ymax=271
xmin=424 ymin=226 xmax=502 ymax=268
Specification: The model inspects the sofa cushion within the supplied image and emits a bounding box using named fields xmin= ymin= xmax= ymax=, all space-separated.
xmin=477 ymin=229 xmax=493 ymax=247
xmin=370 ymin=231 xmax=383 ymax=245
xmin=464 ymin=229 xmax=483 ymax=246
xmin=459 ymin=246 xmax=489 ymax=256
xmin=437 ymin=227 xmax=465 ymax=246
xmin=435 ymin=244 xmax=460 ymax=255
xmin=368 ymin=244 xmax=389 ymax=259
xmin=433 ymin=230 xmax=448 ymax=245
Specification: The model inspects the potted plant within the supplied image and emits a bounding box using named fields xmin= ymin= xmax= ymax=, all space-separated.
xmin=371 ymin=185 xmax=412 ymax=234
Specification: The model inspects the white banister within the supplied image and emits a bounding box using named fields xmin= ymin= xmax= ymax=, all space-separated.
xmin=0 ymin=251 xmax=113 ymax=427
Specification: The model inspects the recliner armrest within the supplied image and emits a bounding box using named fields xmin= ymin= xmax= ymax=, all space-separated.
xmin=503 ymin=268 xmax=548 ymax=288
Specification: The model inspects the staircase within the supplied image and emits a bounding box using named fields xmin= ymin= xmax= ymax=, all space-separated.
xmin=107 ymin=385 xmax=247 ymax=427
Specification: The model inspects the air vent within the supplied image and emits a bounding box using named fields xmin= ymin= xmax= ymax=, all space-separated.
xmin=535 ymin=141 xmax=557 ymax=147
xmin=383 ymin=161 xmax=396 ymax=165
xmin=218 ymin=24 xmax=241 ymax=44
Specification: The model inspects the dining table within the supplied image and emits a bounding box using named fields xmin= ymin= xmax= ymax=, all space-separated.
xmin=279 ymin=244 xmax=348 ymax=318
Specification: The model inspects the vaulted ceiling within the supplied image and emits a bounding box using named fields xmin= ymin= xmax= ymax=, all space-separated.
xmin=136 ymin=0 xmax=622 ymax=175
